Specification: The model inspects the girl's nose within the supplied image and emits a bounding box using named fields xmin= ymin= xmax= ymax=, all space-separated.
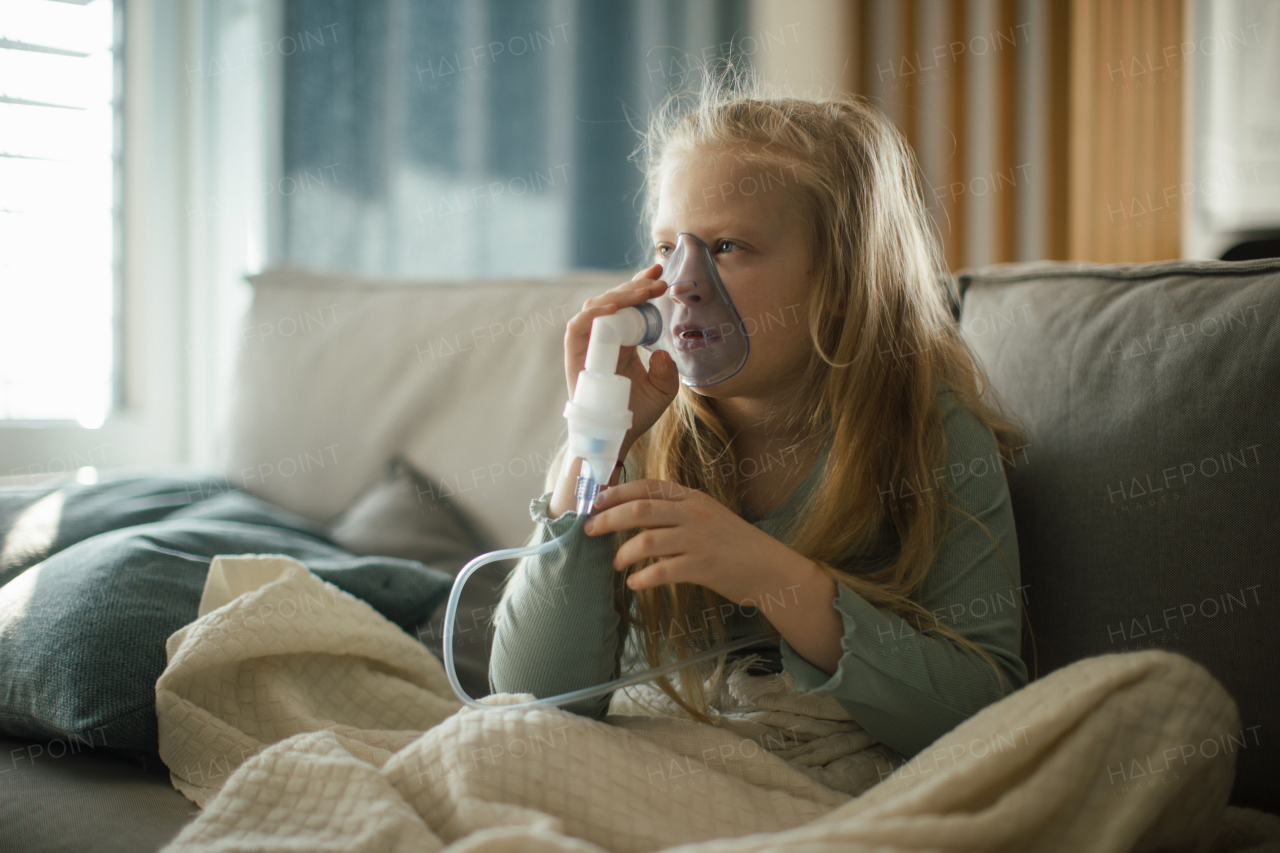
xmin=669 ymin=280 xmax=702 ymax=305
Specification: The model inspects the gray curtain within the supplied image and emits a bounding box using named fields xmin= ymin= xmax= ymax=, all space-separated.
xmin=280 ymin=0 xmax=751 ymax=278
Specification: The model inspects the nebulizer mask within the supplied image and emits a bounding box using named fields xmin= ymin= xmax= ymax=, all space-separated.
xmin=441 ymin=233 xmax=779 ymax=709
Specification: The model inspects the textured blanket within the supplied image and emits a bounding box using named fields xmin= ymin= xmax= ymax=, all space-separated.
xmin=156 ymin=555 xmax=1280 ymax=853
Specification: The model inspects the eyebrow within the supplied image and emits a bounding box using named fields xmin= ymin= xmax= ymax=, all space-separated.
xmin=650 ymin=221 xmax=757 ymax=242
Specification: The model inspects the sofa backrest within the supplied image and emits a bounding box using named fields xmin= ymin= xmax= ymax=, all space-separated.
xmin=225 ymin=267 xmax=619 ymax=547
xmin=957 ymin=257 xmax=1280 ymax=813
xmin=228 ymin=260 xmax=1279 ymax=811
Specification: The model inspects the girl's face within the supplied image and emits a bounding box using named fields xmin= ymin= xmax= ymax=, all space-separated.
xmin=651 ymin=147 xmax=816 ymax=402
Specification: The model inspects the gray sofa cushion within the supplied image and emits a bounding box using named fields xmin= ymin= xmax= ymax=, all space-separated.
xmin=957 ymin=258 xmax=1280 ymax=814
xmin=326 ymin=457 xmax=503 ymax=699
xmin=0 ymin=735 xmax=195 ymax=853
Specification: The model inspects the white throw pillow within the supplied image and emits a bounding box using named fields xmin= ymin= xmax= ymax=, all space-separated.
xmin=223 ymin=266 xmax=619 ymax=546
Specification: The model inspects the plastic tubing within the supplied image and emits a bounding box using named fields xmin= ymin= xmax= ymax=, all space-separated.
xmin=440 ymin=511 xmax=781 ymax=709
xmin=440 ymin=479 xmax=781 ymax=712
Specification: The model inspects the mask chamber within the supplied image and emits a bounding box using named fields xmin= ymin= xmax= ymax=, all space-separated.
xmin=634 ymin=232 xmax=750 ymax=388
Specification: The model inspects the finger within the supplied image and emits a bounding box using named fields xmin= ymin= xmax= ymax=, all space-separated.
xmin=593 ymin=275 xmax=667 ymax=302
xmin=613 ymin=277 xmax=668 ymax=303
xmin=566 ymin=301 xmax=620 ymax=340
xmin=565 ymin=306 xmax=621 ymax=372
xmin=576 ymin=284 xmax=668 ymax=328
xmin=644 ymin=349 xmax=680 ymax=396
xmin=631 ymin=263 xmax=663 ymax=282
xmin=624 ymin=556 xmax=689 ymax=592
xmin=591 ymin=479 xmax=699 ymax=512
xmin=584 ymin=497 xmax=685 ymax=537
xmin=613 ymin=527 xmax=684 ymax=570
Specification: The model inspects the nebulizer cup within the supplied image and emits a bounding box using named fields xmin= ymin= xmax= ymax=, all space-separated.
xmin=441 ymin=233 xmax=778 ymax=709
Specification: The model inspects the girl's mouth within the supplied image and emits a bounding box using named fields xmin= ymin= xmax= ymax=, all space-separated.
xmin=673 ymin=324 xmax=718 ymax=351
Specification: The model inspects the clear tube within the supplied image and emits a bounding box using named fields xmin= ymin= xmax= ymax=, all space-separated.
xmin=440 ymin=475 xmax=782 ymax=710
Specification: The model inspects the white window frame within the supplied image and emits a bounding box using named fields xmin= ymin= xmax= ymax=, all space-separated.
xmin=1 ymin=0 xmax=281 ymax=487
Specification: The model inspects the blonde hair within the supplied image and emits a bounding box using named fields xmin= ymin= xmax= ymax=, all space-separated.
xmin=609 ymin=67 xmax=1033 ymax=723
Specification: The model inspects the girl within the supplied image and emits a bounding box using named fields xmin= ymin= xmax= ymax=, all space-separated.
xmin=489 ymin=75 xmax=1029 ymax=763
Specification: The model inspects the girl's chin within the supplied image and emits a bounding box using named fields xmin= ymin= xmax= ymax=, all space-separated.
xmin=684 ymin=372 xmax=754 ymax=399
xmin=683 ymin=366 xmax=804 ymax=402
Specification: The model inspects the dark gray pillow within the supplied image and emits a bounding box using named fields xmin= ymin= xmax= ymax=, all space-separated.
xmin=957 ymin=258 xmax=1280 ymax=813
xmin=0 ymin=476 xmax=454 ymax=762
xmin=326 ymin=457 xmax=507 ymax=700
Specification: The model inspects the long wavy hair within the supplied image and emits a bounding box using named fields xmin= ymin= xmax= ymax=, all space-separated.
xmin=606 ymin=68 xmax=1032 ymax=724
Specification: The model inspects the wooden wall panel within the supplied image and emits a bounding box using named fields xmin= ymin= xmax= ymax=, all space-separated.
xmin=837 ymin=0 xmax=1183 ymax=267
xmin=1067 ymin=0 xmax=1184 ymax=262
xmin=993 ymin=0 xmax=1017 ymax=263
xmin=1045 ymin=0 xmax=1071 ymax=260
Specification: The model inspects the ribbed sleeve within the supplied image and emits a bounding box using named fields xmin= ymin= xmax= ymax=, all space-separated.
xmin=488 ymin=387 xmax=1027 ymax=759
xmin=488 ymin=495 xmax=629 ymax=718
xmin=779 ymin=391 xmax=1028 ymax=758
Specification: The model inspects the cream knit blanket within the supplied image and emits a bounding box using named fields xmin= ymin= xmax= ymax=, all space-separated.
xmin=155 ymin=555 xmax=1280 ymax=852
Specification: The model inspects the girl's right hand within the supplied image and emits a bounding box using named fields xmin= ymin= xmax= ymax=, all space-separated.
xmin=549 ymin=266 xmax=681 ymax=519
xmin=564 ymin=264 xmax=681 ymax=453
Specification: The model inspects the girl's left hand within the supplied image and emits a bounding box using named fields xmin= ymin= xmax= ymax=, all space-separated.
xmin=582 ymin=479 xmax=805 ymax=607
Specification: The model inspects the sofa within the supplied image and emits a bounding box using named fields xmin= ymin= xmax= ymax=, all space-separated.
xmin=1 ymin=257 xmax=1276 ymax=852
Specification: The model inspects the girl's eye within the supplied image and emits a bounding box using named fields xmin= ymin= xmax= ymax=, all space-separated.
xmin=715 ymin=240 xmax=740 ymax=254
xmin=654 ymin=244 xmax=672 ymax=259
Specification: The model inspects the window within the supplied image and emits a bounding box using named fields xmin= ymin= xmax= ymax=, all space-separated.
xmin=0 ymin=0 xmax=121 ymax=427
xmin=277 ymin=0 xmax=752 ymax=278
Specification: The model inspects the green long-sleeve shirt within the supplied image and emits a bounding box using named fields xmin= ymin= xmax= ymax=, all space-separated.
xmin=489 ymin=386 xmax=1029 ymax=760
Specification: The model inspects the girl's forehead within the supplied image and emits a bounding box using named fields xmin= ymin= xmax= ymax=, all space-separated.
xmin=653 ymin=148 xmax=800 ymax=231
xmin=659 ymin=146 xmax=752 ymax=182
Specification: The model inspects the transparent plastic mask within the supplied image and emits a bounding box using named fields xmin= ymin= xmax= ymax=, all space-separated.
xmin=638 ymin=232 xmax=750 ymax=387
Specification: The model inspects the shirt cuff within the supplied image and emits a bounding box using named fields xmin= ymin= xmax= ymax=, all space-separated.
xmin=780 ymin=582 xmax=883 ymax=696
xmin=529 ymin=491 xmax=582 ymax=537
